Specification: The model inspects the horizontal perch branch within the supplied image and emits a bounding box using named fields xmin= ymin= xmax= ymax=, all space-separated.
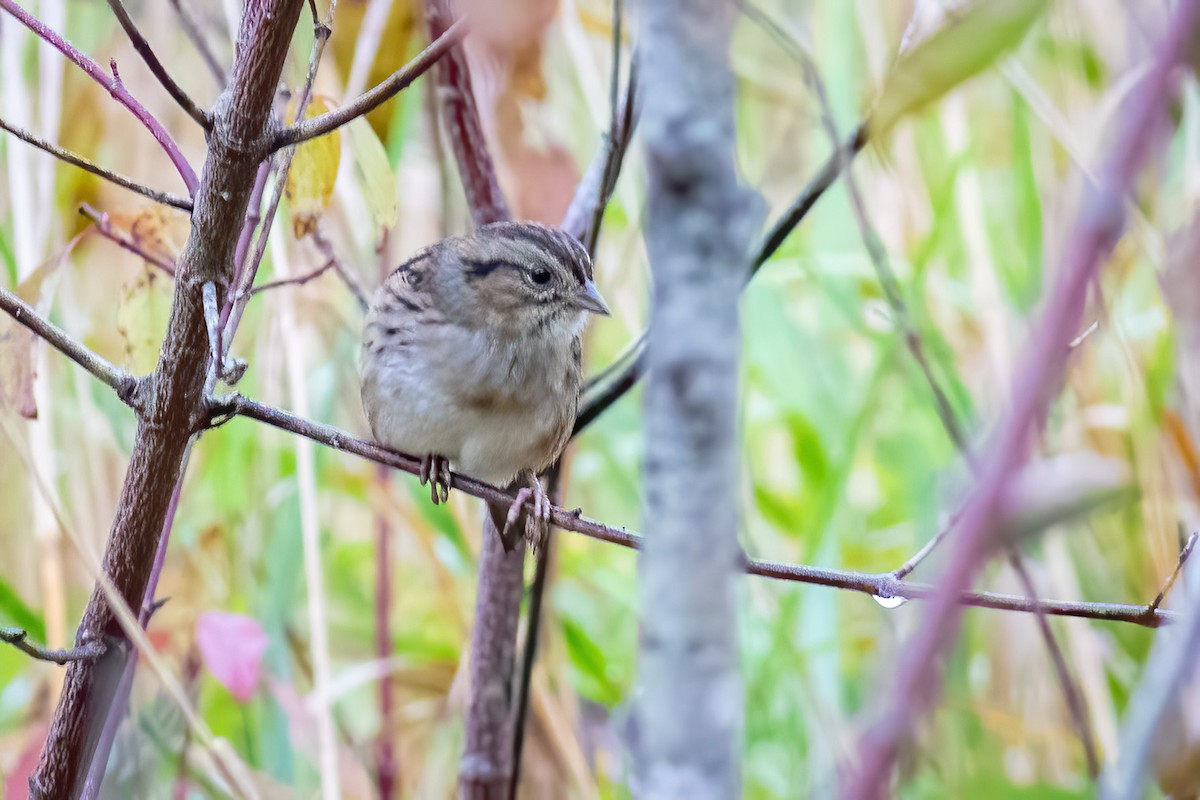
xmin=218 ymin=395 xmax=1176 ymax=628
xmin=0 ymin=286 xmax=1176 ymax=655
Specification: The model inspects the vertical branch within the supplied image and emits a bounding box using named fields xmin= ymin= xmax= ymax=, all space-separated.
xmin=419 ymin=0 xmax=523 ymax=796
xmin=426 ymin=0 xmax=509 ymax=226
xmin=635 ymin=1 xmax=758 ymax=798
xmin=461 ymin=528 xmax=527 ymax=799
xmin=28 ymin=1 xmax=306 ymax=796
xmin=847 ymin=3 xmax=1200 ymax=797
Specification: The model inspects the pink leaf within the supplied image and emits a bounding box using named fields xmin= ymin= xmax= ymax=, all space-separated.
xmin=196 ymin=611 xmax=269 ymax=703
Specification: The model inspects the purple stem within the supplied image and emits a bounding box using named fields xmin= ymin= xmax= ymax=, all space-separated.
xmin=78 ymin=444 xmax=192 ymax=800
xmin=846 ymin=4 xmax=1200 ymax=798
xmin=0 ymin=0 xmax=199 ymax=195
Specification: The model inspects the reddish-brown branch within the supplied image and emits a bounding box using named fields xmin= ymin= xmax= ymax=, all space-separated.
xmin=427 ymin=2 xmax=509 ymax=227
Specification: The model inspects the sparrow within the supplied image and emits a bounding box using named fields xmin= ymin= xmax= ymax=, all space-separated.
xmin=359 ymin=221 xmax=610 ymax=548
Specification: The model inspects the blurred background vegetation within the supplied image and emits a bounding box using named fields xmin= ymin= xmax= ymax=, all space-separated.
xmin=0 ymin=0 xmax=1195 ymax=797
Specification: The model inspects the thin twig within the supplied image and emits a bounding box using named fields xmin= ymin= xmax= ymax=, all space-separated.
xmin=271 ymin=18 xmax=469 ymax=151
xmin=1148 ymin=531 xmax=1198 ymax=614
xmin=167 ymin=0 xmax=227 ymax=87
xmin=79 ymin=203 xmax=177 ymax=276
xmin=105 ymin=0 xmax=211 ymax=129
xmin=891 ymin=507 xmax=962 ymax=580
xmin=0 ymin=0 xmax=200 ymax=194
xmin=249 ymin=258 xmax=335 ymax=295
xmin=0 ymin=627 xmax=106 ymax=665
xmin=0 ymin=116 xmax=193 ymax=211
xmin=0 ymin=286 xmax=138 ymax=400
xmin=214 ymin=393 xmax=1176 ymax=628
xmin=1008 ymin=553 xmax=1100 ymax=778
xmin=572 ymin=118 xmax=866 ymax=434
xmin=309 ymin=225 xmax=370 ymax=309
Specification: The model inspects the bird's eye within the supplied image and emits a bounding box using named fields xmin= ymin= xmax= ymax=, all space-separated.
xmin=529 ymin=267 xmax=553 ymax=286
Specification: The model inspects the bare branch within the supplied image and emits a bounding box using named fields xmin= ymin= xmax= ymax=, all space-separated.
xmin=167 ymin=0 xmax=227 ymax=87
xmin=0 ymin=628 xmax=106 ymax=665
xmin=0 ymin=116 xmax=193 ymax=211
xmin=79 ymin=203 xmax=178 ymax=276
xmin=271 ymin=18 xmax=469 ymax=151
xmin=0 ymin=286 xmax=138 ymax=401
xmin=309 ymin=225 xmax=370 ymax=309
xmin=105 ymin=0 xmax=211 ymax=129
xmin=213 ymin=394 xmax=1178 ymax=628
xmin=249 ymin=258 xmax=335 ymax=295
xmin=1148 ymin=531 xmax=1198 ymax=615
xmin=0 ymin=0 xmax=200 ymax=194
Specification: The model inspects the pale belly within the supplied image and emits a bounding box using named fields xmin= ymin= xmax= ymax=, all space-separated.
xmin=361 ymin=328 xmax=576 ymax=486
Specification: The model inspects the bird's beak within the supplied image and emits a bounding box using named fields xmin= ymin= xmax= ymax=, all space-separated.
xmin=574 ymin=279 xmax=611 ymax=316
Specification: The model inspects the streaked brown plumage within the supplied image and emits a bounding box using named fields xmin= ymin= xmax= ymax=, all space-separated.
xmin=360 ymin=221 xmax=609 ymax=546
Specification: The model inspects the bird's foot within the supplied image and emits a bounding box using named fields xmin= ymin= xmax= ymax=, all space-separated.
xmin=419 ymin=454 xmax=452 ymax=504
xmin=501 ymin=472 xmax=552 ymax=551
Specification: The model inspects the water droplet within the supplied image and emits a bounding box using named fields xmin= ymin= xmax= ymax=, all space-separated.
xmin=873 ymin=594 xmax=907 ymax=609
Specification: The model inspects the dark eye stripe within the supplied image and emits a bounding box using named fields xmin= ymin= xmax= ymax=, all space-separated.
xmin=463 ymin=259 xmax=520 ymax=280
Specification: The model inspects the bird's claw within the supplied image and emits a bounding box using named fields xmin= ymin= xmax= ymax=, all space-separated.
xmin=500 ymin=474 xmax=552 ymax=551
xmin=419 ymin=454 xmax=451 ymax=504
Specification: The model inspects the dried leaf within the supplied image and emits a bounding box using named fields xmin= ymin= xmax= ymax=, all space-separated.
xmin=869 ymin=0 xmax=1048 ymax=138
xmin=196 ymin=611 xmax=269 ymax=704
xmin=0 ymin=236 xmax=81 ymax=418
xmin=286 ymin=95 xmax=342 ymax=238
xmin=107 ymin=205 xmax=187 ymax=266
xmin=347 ymin=116 xmax=398 ymax=230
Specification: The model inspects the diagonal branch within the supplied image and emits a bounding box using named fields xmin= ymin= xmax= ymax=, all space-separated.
xmin=0 ymin=116 xmax=193 ymax=211
xmin=0 ymin=0 xmax=200 ymax=194
xmin=105 ymin=0 xmax=211 ymax=129
xmin=167 ymin=0 xmax=227 ymax=87
xmin=847 ymin=2 xmax=1200 ymax=796
xmin=271 ymin=18 xmax=469 ymax=151
xmin=0 ymin=286 xmax=138 ymax=400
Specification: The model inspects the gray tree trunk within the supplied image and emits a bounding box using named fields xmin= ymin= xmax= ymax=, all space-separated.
xmin=635 ymin=0 xmax=759 ymax=797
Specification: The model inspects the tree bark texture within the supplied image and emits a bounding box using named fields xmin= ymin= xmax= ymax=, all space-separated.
xmin=459 ymin=522 xmax=527 ymax=799
xmin=635 ymin=0 xmax=759 ymax=797
xmin=29 ymin=2 xmax=304 ymax=796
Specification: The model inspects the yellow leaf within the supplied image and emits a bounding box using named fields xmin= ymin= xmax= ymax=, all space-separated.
xmin=116 ymin=269 xmax=173 ymax=374
xmin=347 ymin=117 xmax=398 ymax=231
xmin=286 ymin=95 xmax=341 ymax=237
xmin=869 ymin=0 xmax=1049 ymax=138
